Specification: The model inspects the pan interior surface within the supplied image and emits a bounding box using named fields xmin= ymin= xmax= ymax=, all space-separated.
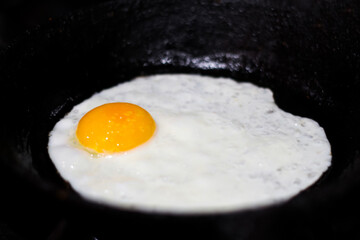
xmin=0 ymin=0 xmax=360 ymax=239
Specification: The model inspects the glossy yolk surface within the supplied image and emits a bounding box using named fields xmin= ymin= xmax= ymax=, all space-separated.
xmin=76 ymin=102 xmax=156 ymax=153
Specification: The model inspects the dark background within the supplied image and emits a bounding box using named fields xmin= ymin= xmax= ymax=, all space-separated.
xmin=0 ymin=0 xmax=108 ymax=50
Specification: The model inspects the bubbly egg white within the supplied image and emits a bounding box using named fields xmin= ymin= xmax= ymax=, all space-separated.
xmin=48 ymin=74 xmax=331 ymax=213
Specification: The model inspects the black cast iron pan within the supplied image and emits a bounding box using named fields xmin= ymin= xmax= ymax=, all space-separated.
xmin=1 ymin=0 xmax=360 ymax=239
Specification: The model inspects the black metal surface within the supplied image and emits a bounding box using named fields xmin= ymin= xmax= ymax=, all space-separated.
xmin=0 ymin=0 xmax=360 ymax=239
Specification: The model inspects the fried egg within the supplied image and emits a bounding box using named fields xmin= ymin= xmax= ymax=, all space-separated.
xmin=48 ymin=74 xmax=331 ymax=213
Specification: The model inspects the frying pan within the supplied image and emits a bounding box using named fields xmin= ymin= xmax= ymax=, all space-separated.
xmin=1 ymin=0 xmax=360 ymax=239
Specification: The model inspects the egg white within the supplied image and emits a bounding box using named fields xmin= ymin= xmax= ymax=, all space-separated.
xmin=48 ymin=74 xmax=331 ymax=213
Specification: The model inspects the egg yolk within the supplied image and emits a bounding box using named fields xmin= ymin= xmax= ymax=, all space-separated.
xmin=76 ymin=102 xmax=156 ymax=153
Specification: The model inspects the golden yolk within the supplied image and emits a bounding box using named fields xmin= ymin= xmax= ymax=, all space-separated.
xmin=76 ymin=102 xmax=156 ymax=153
